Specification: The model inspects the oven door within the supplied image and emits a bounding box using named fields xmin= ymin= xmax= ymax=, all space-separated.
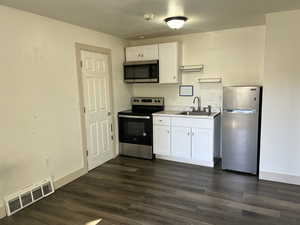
xmin=124 ymin=60 xmax=159 ymax=83
xmin=118 ymin=114 xmax=152 ymax=146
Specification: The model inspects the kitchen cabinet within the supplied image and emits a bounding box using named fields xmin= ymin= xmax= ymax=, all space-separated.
xmin=153 ymin=114 xmax=220 ymax=167
xmin=153 ymin=125 xmax=171 ymax=156
xmin=159 ymin=42 xmax=181 ymax=84
xmin=125 ymin=42 xmax=182 ymax=84
xmin=171 ymin=127 xmax=191 ymax=159
xmin=125 ymin=44 xmax=158 ymax=61
xmin=191 ymin=128 xmax=212 ymax=162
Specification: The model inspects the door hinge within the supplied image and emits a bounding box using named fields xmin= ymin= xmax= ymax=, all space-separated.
xmin=83 ymin=107 xmax=86 ymax=113
xmin=80 ymin=60 xmax=83 ymax=68
xmin=86 ymin=150 xmax=88 ymax=156
xmin=111 ymin=135 xmax=114 ymax=141
xmin=111 ymin=124 xmax=113 ymax=132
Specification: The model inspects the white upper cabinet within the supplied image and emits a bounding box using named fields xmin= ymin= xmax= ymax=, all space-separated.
xmin=125 ymin=44 xmax=159 ymax=61
xmin=159 ymin=42 xmax=181 ymax=84
xmin=125 ymin=42 xmax=181 ymax=84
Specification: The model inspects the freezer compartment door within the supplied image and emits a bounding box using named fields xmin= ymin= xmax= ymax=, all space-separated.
xmin=222 ymin=110 xmax=259 ymax=174
xmin=223 ymin=86 xmax=260 ymax=110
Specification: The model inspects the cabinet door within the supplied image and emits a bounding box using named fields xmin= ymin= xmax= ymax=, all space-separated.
xmin=171 ymin=127 xmax=191 ymax=159
xmin=153 ymin=125 xmax=171 ymax=156
xmin=139 ymin=44 xmax=159 ymax=61
xmin=125 ymin=46 xmax=140 ymax=61
xmin=191 ymin=128 xmax=212 ymax=162
xmin=159 ymin=42 xmax=179 ymax=84
xmin=126 ymin=45 xmax=159 ymax=62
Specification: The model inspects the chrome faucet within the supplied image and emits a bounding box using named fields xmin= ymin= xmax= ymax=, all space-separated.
xmin=193 ymin=96 xmax=201 ymax=112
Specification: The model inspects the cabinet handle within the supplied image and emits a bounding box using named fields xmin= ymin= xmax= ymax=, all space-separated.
xmin=173 ymin=76 xmax=177 ymax=80
xmin=167 ymin=130 xmax=170 ymax=134
xmin=187 ymin=132 xmax=190 ymax=136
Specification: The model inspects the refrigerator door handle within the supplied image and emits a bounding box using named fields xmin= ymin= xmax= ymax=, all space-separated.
xmin=223 ymin=109 xmax=256 ymax=114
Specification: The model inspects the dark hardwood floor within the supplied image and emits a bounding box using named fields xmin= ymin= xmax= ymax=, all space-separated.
xmin=1 ymin=156 xmax=300 ymax=225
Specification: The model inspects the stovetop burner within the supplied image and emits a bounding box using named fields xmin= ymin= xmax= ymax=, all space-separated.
xmin=119 ymin=97 xmax=164 ymax=116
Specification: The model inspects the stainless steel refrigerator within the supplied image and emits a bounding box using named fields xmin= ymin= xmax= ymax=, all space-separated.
xmin=222 ymin=86 xmax=262 ymax=175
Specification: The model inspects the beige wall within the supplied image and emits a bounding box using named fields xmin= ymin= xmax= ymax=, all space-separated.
xmin=0 ymin=5 xmax=132 ymax=216
xmin=260 ymin=10 xmax=300 ymax=184
xmin=129 ymin=26 xmax=265 ymax=111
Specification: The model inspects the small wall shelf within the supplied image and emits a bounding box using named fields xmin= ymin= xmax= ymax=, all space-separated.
xmin=180 ymin=65 xmax=204 ymax=72
xmin=198 ymin=78 xmax=222 ymax=83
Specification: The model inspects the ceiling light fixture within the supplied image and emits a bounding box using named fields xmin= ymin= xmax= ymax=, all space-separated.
xmin=164 ymin=16 xmax=188 ymax=29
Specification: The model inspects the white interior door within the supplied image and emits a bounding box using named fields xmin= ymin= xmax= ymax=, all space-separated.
xmin=81 ymin=50 xmax=114 ymax=171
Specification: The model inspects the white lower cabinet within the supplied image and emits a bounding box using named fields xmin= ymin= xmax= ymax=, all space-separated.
xmin=171 ymin=127 xmax=191 ymax=159
xmin=153 ymin=125 xmax=171 ymax=156
xmin=153 ymin=115 xmax=218 ymax=167
xmin=191 ymin=128 xmax=212 ymax=162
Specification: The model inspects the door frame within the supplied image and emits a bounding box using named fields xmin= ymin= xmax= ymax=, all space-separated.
xmin=75 ymin=43 xmax=115 ymax=173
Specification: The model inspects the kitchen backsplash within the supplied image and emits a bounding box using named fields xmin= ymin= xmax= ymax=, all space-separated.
xmin=132 ymin=73 xmax=223 ymax=112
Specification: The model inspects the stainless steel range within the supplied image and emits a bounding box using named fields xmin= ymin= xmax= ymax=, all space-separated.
xmin=118 ymin=97 xmax=164 ymax=159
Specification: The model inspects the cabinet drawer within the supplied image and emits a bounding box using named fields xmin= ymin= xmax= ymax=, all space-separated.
xmin=172 ymin=117 xmax=212 ymax=129
xmin=153 ymin=116 xmax=171 ymax=126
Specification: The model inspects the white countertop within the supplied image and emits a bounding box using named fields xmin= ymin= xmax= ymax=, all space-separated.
xmin=152 ymin=111 xmax=220 ymax=119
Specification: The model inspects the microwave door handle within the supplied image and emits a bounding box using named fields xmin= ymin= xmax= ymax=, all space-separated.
xmin=118 ymin=115 xmax=151 ymax=119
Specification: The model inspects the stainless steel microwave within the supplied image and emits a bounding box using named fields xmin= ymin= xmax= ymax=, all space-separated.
xmin=124 ymin=60 xmax=159 ymax=83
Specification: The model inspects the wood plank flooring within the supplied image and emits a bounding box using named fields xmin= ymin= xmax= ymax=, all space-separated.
xmin=1 ymin=156 xmax=300 ymax=225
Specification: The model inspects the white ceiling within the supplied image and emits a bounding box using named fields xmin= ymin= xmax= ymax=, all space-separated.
xmin=1 ymin=0 xmax=300 ymax=40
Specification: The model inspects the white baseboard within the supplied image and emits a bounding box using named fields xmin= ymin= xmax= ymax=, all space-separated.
xmin=0 ymin=204 xmax=6 ymax=219
xmin=156 ymin=155 xmax=214 ymax=168
xmin=54 ymin=167 xmax=87 ymax=189
xmin=260 ymin=171 xmax=300 ymax=186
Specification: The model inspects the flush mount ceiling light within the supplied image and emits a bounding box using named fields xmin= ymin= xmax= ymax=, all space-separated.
xmin=164 ymin=16 xmax=188 ymax=29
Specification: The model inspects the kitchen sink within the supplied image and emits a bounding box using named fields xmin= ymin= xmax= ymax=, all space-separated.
xmin=180 ymin=111 xmax=211 ymax=116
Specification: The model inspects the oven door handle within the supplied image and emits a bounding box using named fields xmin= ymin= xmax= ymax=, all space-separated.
xmin=118 ymin=115 xmax=151 ymax=119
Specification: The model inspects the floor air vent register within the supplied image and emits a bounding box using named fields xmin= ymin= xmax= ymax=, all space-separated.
xmin=4 ymin=178 xmax=54 ymax=216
